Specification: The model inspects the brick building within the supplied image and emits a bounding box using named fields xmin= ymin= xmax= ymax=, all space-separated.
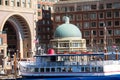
xmin=53 ymin=0 xmax=120 ymax=52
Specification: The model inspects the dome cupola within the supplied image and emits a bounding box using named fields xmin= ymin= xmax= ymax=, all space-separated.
xmin=54 ymin=16 xmax=82 ymax=38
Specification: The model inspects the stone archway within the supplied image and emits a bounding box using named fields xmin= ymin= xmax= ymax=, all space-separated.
xmin=3 ymin=15 xmax=32 ymax=58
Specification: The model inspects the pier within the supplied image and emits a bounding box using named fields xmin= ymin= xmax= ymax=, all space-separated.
xmin=0 ymin=65 xmax=21 ymax=80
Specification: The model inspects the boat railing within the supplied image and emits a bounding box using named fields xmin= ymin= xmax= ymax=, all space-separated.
xmin=41 ymin=60 xmax=120 ymax=67
xmin=78 ymin=60 xmax=120 ymax=66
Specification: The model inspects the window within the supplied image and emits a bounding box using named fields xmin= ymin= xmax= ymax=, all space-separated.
xmin=68 ymin=14 xmax=75 ymax=21
xmin=91 ymin=5 xmax=97 ymax=10
xmin=106 ymin=11 xmax=112 ymax=18
xmin=91 ymin=22 xmax=96 ymax=27
xmin=81 ymin=67 xmax=84 ymax=72
xmin=83 ymin=13 xmax=89 ymax=20
xmin=28 ymin=0 xmax=31 ymax=8
xmin=108 ymin=38 xmax=112 ymax=44
xmin=38 ymin=12 xmax=41 ymax=16
xmin=99 ymin=4 xmax=104 ymax=9
xmin=84 ymin=22 xmax=89 ymax=28
xmin=17 ymin=0 xmax=20 ymax=7
xmin=86 ymin=39 xmax=89 ymax=44
xmin=114 ymin=29 xmax=120 ymax=35
xmin=107 ymin=21 xmax=112 ymax=27
xmin=90 ymin=13 xmax=96 ymax=19
xmin=55 ymin=7 xmax=60 ymax=12
xmin=5 ymin=0 xmax=9 ymax=5
xmin=61 ymin=7 xmax=67 ymax=12
xmin=11 ymin=0 xmax=15 ymax=6
xmin=77 ymin=6 xmax=82 ymax=11
xmin=22 ymin=0 xmax=26 ymax=7
xmin=114 ymin=11 xmax=119 ymax=18
xmin=35 ymin=68 xmax=39 ymax=72
xmin=98 ymin=67 xmax=103 ymax=72
xmin=83 ymin=5 xmax=90 ymax=11
xmin=99 ymin=22 xmax=105 ymax=27
xmin=0 ymin=0 xmax=2 ymax=5
xmin=93 ymin=39 xmax=97 ymax=44
xmin=69 ymin=6 xmax=74 ymax=12
xmin=76 ymin=14 xmax=82 ymax=21
xmin=113 ymin=2 xmax=120 ymax=9
xmin=115 ymin=38 xmax=120 ymax=44
xmin=40 ymin=68 xmax=44 ymax=72
xmin=38 ymin=4 xmax=41 ymax=9
xmin=51 ymin=68 xmax=55 ymax=72
xmin=99 ymin=31 xmax=104 ymax=35
xmin=106 ymin=3 xmax=112 ymax=8
xmin=0 ymin=38 xmax=3 ymax=45
xmin=55 ymin=16 xmax=60 ymax=22
xmin=46 ymin=68 xmax=50 ymax=72
xmin=47 ymin=21 xmax=49 ymax=24
xmin=84 ymin=31 xmax=90 ymax=37
xmin=93 ymin=30 xmax=96 ymax=35
xmin=108 ymin=30 xmax=112 ymax=35
xmin=76 ymin=23 xmax=82 ymax=29
xmin=114 ymin=21 xmax=119 ymax=26
xmin=99 ymin=12 xmax=104 ymax=19
xmin=72 ymin=43 xmax=80 ymax=47
xmin=100 ymin=39 xmax=104 ymax=44
xmin=42 ymin=20 xmax=45 ymax=24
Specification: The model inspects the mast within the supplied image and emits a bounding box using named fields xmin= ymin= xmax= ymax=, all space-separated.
xmin=104 ymin=26 xmax=107 ymax=50
xmin=91 ymin=30 xmax=93 ymax=51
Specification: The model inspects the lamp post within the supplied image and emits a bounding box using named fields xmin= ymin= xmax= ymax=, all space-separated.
xmin=16 ymin=49 xmax=19 ymax=58
xmin=8 ymin=49 xmax=10 ymax=57
xmin=29 ymin=49 xmax=33 ymax=58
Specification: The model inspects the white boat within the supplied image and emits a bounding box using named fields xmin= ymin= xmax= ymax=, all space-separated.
xmin=18 ymin=48 xmax=120 ymax=78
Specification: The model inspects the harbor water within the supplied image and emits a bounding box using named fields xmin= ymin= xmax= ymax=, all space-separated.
xmin=17 ymin=75 xmax=120 ymax=80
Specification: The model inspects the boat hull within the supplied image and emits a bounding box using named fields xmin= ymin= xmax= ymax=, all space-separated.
xmin=20 ymin=71 xmax=120 ymax=78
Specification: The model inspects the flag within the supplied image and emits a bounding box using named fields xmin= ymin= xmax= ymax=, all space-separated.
xmin=38 ymin=46 xmax=41 ymax=50
xmin=112 ymin=45 xmax=116 ymax=49
xmin=34 ymin=38 xmax=39 ymax=44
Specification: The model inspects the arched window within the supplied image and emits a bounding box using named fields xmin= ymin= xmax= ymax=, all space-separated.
xmin=11 ymin=0 xmax=15 ymax=6
xmin=0 ymin=0 xmax=2 ymax=5
xmin=28 ymin=0 xmax=31 ymax=8
xmin=22 ymin=0 xmax=25 ymax=7
xmin=5 ymin=0 xmax=9 ymax=6
xmin=17 ymin=0 xmax=20 ymax=7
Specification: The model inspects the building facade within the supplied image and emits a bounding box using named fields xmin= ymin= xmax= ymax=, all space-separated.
xmin=37 ymin=8 xmax=53 ymax=51
xmin=53 ymin=0 xmax=120 ymax=52
xmin=37 ymin=0 xmax=59 ymax=50
xmin=37 ymin=0 xmax=59 ymax=20
xmin=0 ymin=0 xmax=37 ymax=59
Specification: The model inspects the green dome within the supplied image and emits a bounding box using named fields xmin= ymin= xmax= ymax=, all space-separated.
xmin=54 ymin=18 xmax=82 ymax=38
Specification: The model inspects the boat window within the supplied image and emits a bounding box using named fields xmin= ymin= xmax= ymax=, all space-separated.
xmin=51 ymin=68 xmax=55 ymax=72
xmin=35 ymin=68 xmax=39 ymax=72
xmin=81 ymin=67 xmax=84 ymax=72
xmin=40 ymin=68 xmax=44 ymax=72
xmin=98 ymin=67 xmax=103 ymax=72
xmin=68 ymin=68 xmax=72 ymax=72
xmin=62 ymin=68 xmax=66 ymax=72
xmin=46 ymin=68 xmax=50 ymax=72
xmin=85 ymin=67 xmax=90 ymax=72
xmin=30 ymin=68 xmax=34 ymax=72
xmin=57 ymin=68 xmax=61 ymax=72
xmin=92 ymin=67 xmax=97 ymax=72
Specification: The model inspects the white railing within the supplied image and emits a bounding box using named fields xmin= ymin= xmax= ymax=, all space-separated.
xmin=39 ymin=60 xmax=120 ymax=67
